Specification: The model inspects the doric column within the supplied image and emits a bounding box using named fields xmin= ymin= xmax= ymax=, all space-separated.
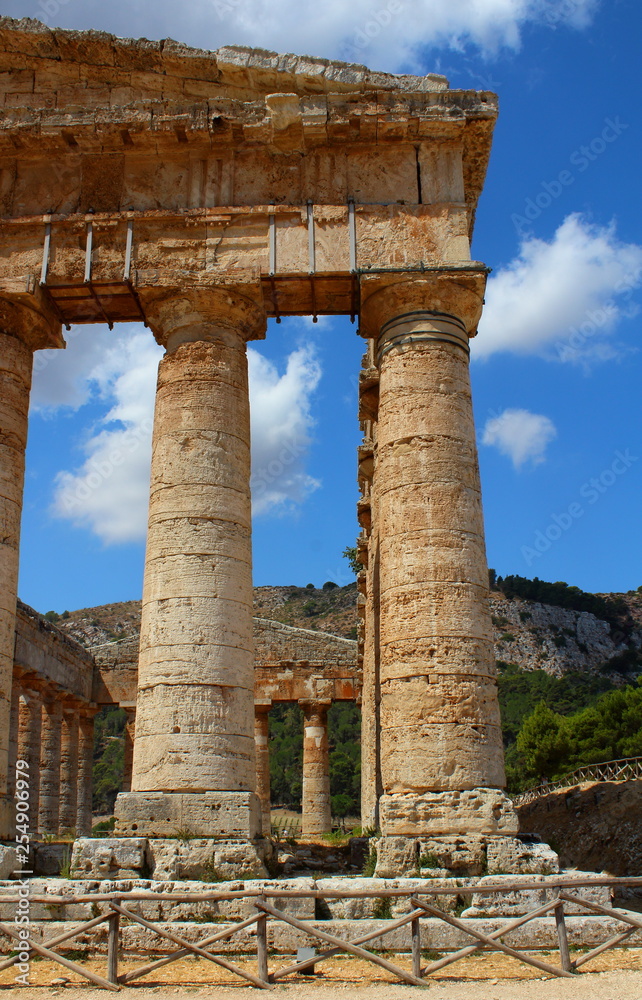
xmin=17 ymin=684 xmax=42 ymax=834
xmin=59 ymin=703 xmax=79 ymax=834
xmin=121 ymin=707 xmax=136 ymax=793
xmin=7 ymin=673 xmax=21 ymax=801
xmin=360 ymin=274 xmax=517 ymax=869
xmin=38 ymin=693 xmax=62 ymax=836
xmin=0 ymin=297 xmax=61 ymax=836
xmin=301 ymin=700 xmax=331 ymax=837
xmin=76 ymin=710 xmax=95 ymax=837
xmin=254 ymin=704 xmax=272 ymax=836
xmin=115 ymin=288 xmax=267 ymax=839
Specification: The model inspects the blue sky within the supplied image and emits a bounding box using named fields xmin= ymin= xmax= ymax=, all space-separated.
xmin=8 ymin=0 xmax=642 ymax=612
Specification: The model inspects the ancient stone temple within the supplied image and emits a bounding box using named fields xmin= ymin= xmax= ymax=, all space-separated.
xmin=0 ymin=17 xmax=518 ymax=872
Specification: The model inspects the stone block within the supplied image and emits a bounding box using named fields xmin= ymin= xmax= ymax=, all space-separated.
xmin=486 ymin=837 xmax=559 ymax=876
xmin=33 ymin=843 xmax=69 ymax=876
xmin=379 ymin=788 xmax=519 ymax=838
xmin=114 ymin=790 xmax=261 ymax=838
xmin=70 ymin=837 xmax=149 ymax=879
xmin=147 ymin=839 xmax=268 ymax=881
xmin=0 ymin=844 xmax=18 ymax=878
xmin=375 ymin=835 xmax=488 ymax=878
xmin=461 ymin=873 xmax=613 ymax=918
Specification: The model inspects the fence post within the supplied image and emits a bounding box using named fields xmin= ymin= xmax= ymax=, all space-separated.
xmin=257 ymin=894 xmax=269 ymax=984
xmin=410 ymin=896 xmax=421 ymax=979
xmin=554 ymin=898 xmax=572 ymax=973
xmin=107 ymin=898 xmax=120 ymax=985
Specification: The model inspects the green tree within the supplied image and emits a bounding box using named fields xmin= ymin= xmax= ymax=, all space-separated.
xmin=342 ymin=546 xmax=361 ymax=576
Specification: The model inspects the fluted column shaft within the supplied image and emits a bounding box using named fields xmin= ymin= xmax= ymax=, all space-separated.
xmin=17 ymin=687 xmax=41 ymax=833
xmin=0 ymin=335 xmax=33 ymax=835
xmin=301 ymin=701 xmax=331 ymax=837
xmin=76 ymin=712 xmax=95 ymax=837
xmin=7 ymin=675 xmax=21 ymax=801
xmin=38 ymin=695 xmax=62 ymax=835
xmin=59 ymin=705 xmax=79 ymax=833
xmin=254 ymin=705 xmax=271 ymax=836
xmin=360 ymin=276 xmax=517 ymax=845
xmin=122 ymin=708 xmax=136 ymax=794
xmin=116 ymin=289 xmax=267 ymax=839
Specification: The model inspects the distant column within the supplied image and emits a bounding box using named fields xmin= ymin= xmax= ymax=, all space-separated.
xmin=7 ymin=675 xmax=21 ymax=801
xmin=122 ymin=708 xmax=136 ymax=793
xmin=38 ymin=694 xmax=62 ymax=835
xmin=301 ymin=700 xmax=332 ymax=837
xmin=76 ymin=710 xmax=95 ymax=837
xmin=17 ymin=685 xmax=41 ymax=834
xmin=254 ymin=704 xmax=272 ymax=836
xmin=59 ymin=703 xmax=79 ymax=834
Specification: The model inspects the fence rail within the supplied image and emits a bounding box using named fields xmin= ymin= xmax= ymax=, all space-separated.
xmin=514 ymin=756 xmax=642 ymax=807
xmin=2 ymin=876 xmax=642 ymax=990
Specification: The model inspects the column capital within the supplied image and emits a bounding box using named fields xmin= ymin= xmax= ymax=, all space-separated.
xmin=0 ymin=290 xmax=64 ymax=351
xmin=139 ymin=286 xmax=267 ymax=351
xmin=358 ymin=269 xmax=488 ymax=342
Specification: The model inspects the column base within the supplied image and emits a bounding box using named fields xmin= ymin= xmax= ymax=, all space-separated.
xmin=71 ymin=835 xmax=272 ymax=880
xmin=375 ymin=788 xmax=558 ymax=877
xmin=379 ymin=788 xmax=519 ymax=838
xmin=114 ymin=791 xmax=262 ymax=839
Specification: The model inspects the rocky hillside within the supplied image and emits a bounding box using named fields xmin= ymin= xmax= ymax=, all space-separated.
xmin=49 ymin=583 xmax=359 ymax=649
xmin=517 ymin=779 xmax=642 ymax=877
xmin=51 ymin=582 xmax=642 ymax=680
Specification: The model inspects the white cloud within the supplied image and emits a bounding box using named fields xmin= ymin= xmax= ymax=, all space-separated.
xmin=249 ymin=344 xmax=322 ymax=515
xmin=474 ymin=215 xmax=642 ymax=364
xmin=24 ymin=0 xmax=600 ymax=72
xmin=482 ymin=408 xmax=557 ymax=469
xmin=49 ymin=329 xmax=162 ymax=544
xmin=38 ymin=326 xmax=321 ymax=543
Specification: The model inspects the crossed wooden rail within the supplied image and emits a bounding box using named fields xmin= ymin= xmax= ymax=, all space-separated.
xmin=514 ymin=756 xmax=642 ymax=807
xmin=1 ymin=876 xmax=642 ymax=990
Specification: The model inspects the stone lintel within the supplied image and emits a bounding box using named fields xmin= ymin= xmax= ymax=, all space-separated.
xmin=114 ymin=791 xmax=262 ymax=839
xmin=0 ymin=287 xmax=63 ymax=351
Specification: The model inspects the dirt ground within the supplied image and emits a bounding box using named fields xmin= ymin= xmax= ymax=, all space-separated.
xmin=1 ymin=949 xmax=641 ymax=999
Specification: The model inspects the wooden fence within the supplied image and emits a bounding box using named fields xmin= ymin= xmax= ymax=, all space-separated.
xmin=514 ymin=756 xmax=642 ymax=807
xmin=1 ymin=875 xmax=642 ymax=989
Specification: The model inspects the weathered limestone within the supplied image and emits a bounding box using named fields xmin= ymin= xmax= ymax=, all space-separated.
xmin=115 ymin=288 xmax=267 ymax=842
xmin=301 ymin=700 xmax=332 ymax=836
xmin=122 ymin=708 xmax=136 ymax=794
xmin=360 ymin=275 xmax=518 ymax=871
xmin=254 ymin=704 xmax=272 ymax=837
xmin=0 ymin=298 xmax=61 ymax=836
xmin=17 ymin=686 xmax=41 ymax=834
xmin=38 ymin=695 xmax=62 ymax=836
xmin=59 ymin=703 xmax=79 ymax=834
xmin=76 ymin=711 xmax=95 ymax=837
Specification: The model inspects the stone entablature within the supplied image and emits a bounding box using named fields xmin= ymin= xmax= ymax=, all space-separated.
xmin=14 ymin=601 xmax=94 ymax=704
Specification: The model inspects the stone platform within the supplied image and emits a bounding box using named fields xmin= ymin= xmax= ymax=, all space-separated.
xmin=0 ymin=875 xmax=638 ymax=957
